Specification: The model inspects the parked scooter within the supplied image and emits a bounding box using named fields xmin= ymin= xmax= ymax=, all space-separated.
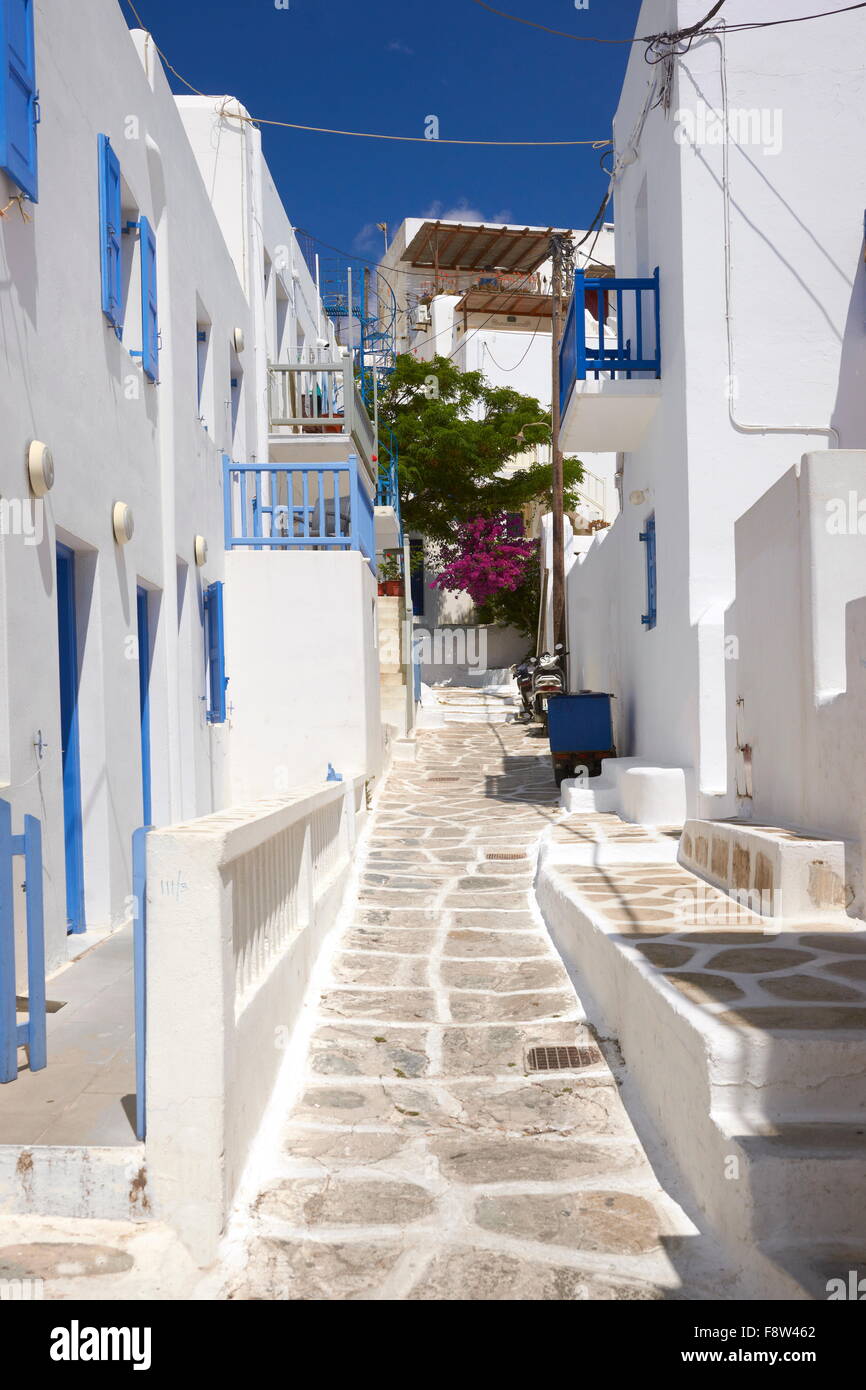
xmin=512 ymin=656 xmax=538 ymax=720
xmin=532 ymin=643 xmax=568 ymax=727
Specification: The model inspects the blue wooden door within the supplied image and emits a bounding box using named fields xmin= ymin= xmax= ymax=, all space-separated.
xmin=56 ymin=545 xmax=85 ymax=934
xmin=136 ymin=588 xmax=152 ymax=826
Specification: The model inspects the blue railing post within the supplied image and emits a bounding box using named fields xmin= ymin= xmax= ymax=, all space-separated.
xmin=653 ymin=266 xmax=661 ymax=377
xmin=0 ymin=798 xmax=47 ymax=1082
xmin=23 ymin=815 xmax=46 ymax=1073
xmin=348 ymin=454 xmax=359 ymax=554
xmin=222 ymin=454 xmax=232 ymax=550
xmin=574 ymin=269 xmax=587 ymax=382
xmin=0 ymin=799 xmax=17 ymax=1083
xmin=132 ymin=824 xmax=152 ymax=1142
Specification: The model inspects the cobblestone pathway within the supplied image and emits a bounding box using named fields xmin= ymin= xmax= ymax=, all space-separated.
xmin=221 ymin=722 xmax=719 ymax=1300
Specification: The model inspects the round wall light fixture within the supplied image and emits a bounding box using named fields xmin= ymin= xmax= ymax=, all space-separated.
xmin=232 ymin=326 xmax=245 ymax=354
xmin=27 ymin=440 xmax=54 ymax=497
xmin=112 ymin=501 xmax=135 ymax=545
xmin=194 ymin=535 xmax=208 ymax=567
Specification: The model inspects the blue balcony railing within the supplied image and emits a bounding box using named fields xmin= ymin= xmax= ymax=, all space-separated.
xmin=559 ymin=268 xmax=661 ymax=417
xmin=223 ymin=455 xmax=376 ymax=572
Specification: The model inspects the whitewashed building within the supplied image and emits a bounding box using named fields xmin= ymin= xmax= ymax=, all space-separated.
xmin=0 ymin=0 xmax=394 ymax=1255
xmin=554 ymin=0 xmax=866 ymax=860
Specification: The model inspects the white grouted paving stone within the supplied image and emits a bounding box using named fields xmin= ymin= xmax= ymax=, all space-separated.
xmin=216 ymin=719 xmax=735 ymax=1301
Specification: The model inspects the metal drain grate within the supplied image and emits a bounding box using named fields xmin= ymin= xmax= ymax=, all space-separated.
xmin=485 ymin=851 xmax=527 ymax=861
xmin=525 ymin=1044 xmax=602 ymax=1072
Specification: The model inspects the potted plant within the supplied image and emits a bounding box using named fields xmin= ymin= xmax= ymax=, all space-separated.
xmin=377 ymin=550 xmax=404 ymax=597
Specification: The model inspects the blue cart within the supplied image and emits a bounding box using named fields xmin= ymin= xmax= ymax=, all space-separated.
xmin=546 ymin=692 xmax=616 ymax=786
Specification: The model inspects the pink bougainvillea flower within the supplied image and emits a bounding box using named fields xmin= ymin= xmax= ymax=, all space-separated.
xmin=433 ymin=514 xmax=536 ymax=606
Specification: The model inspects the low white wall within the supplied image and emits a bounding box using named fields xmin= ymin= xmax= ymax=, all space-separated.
xmin=731 ymin=452 xmax=866 ymax=910
xmin=145 ymin=777 xmax=364 ymax=1263
xmin=224 ymin=551 xmax=383 ymax=799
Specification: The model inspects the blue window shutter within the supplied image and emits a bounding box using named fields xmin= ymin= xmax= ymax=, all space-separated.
xmin=140 ymin=215 xmax=159 ymax=382
xmin=0 ymin=0 xmax=38 ymax=201
xmin=205 ymin=581 xmax=227 ymax=724
xmin=640 ymin=513 xmax=657 ymax=629
xmin=98 ymin=135 xmax=123 ymax=337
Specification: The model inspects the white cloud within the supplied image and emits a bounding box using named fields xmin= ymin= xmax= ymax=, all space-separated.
xmin=420 ymin=199 xmax=513 ymax=225
xmin=352 ymin=222 xmax=381 ymax=252
xmin=386 ymin=39 xmax=414 ymax=55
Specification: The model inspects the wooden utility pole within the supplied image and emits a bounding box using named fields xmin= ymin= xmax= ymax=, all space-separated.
xmin=549 ymin=233 xmax=570 ymax=662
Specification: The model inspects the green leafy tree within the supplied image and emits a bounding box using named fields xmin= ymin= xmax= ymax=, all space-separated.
xmin=379 ymin=354 xmax=584 ymax=540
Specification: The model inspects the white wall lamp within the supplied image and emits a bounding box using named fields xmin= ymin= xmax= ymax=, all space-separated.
xmin=112 ymin=501 xmax=135 ymax=545
xmin=27 ymin=440 xmax=54 ymax=497
xmin=629 ymin=490 xmax=649 ymax=506
xmin=194 ymin=535 xmax=208 ymax=567
xmin=232 ymin=326 xmax=245 ymax=354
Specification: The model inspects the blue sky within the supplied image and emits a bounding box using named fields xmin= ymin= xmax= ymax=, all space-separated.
xmin=122 ymin=0 xmax=643 ymax=261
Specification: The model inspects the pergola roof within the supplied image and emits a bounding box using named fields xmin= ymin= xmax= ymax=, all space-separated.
xmin=454 ymin=287 xmax=553 ymax=319
xmin=403 ymin=221 xmax=561 ymax=274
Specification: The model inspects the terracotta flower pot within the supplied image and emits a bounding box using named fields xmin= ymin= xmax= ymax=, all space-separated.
xmin=379 ymin=579 xmax=404 ymax=597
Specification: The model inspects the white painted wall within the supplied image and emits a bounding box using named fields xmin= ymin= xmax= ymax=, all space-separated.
xmin=147 ymin=777 xmax=365 ymax=1262
xmin=561 ymin=0 xmax=866 ymax=823
xmin=730 ymin=452 xmax=866 ymax=909
xmin=224 ymin=552 xmax=382 ymax=798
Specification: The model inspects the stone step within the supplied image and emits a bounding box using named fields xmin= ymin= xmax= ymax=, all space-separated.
xmin=536 ymin=824 xmax=866 ymax=1293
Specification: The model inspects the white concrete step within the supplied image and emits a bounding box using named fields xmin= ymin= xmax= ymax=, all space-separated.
xmin=536 ymin=817 xmax=866 ymax=1297
xmin=424 ymin=685 xmax=520 ymax=725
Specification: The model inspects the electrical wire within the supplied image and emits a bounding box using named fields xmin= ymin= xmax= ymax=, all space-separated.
xmin=121 ymin=0 xmax=608 ymax=146
xmin=470 ymin=0 xmax=866 ymax=44
xmin=480 ymin=317 xmax=543 ymax=372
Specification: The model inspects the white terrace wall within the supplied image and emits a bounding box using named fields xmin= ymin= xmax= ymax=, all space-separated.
xmin=0 ymin=3 xmax=258 ymax=971
xmin=729 ymin=452 xmax=866 ymax=912
xmin=146 ymin=778 xmax=365 ymax=1263
xmin=223 ymin=551 xmax=383 ymax=799
xmin=565 ymin=0 xmax=866 ymax=815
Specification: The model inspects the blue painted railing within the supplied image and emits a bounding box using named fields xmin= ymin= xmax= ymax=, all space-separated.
xmin=559 ymin=268 xmax=661 ymax=417
xmin=223 ymin=455 xmax=376 ymax=573
xmin=376 ymin=429 xmax=401 ymax=530
xmin=0 ymin=798 xmax=46 ymax=1083
xmin=132 ymin=824 xmax=152 ymax=1141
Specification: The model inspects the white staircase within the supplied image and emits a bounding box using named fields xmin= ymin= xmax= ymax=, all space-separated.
xmin=419 ymin=683 xmax=521 ymax=726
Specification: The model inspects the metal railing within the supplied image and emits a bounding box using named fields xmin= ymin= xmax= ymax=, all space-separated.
xmin=268 ymin=360 xmax=376 ymax=481
xmin=376 ymin=432 xmax=401 ymax=520
xmin=560 ymin=268 xmax=661 ymax=416
xmin=223 ymin=455 xmax=376 ymax=571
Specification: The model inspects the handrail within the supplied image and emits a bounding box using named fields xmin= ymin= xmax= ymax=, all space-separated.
xmin=267 ymin=360 xmax=377 ymax=487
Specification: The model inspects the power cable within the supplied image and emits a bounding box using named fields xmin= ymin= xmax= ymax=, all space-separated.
xmin=470 ymin=0 xmax=866 ymax=44
xmin=122 ymin=0 xmax=609 ymax=146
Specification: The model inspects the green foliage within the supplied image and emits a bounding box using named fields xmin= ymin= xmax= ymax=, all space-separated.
xmin=379 ymin=354 xmax=584 ymax=540
xmin=475 ymin=549 xmax=541 ymax=640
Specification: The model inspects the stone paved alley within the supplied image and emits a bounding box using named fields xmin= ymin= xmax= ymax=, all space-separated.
xmin=215 ymin=720 xmax=730 ymax=1301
